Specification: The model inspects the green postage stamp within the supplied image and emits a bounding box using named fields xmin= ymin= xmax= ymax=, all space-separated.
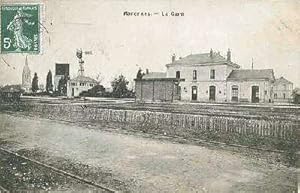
xmin=1 ymin=4 xmax=40 ymax=54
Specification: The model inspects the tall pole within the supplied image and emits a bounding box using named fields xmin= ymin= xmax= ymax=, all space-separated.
xmin=78 ymin=59 xmax=84 ymax=76
xmin=76 ymin=49 xmax=84 ymax=76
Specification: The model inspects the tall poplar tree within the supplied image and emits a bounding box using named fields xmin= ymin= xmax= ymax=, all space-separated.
xmin=32 ymin=72 xmax=39 ymax=93
xmin=46 ymin=70 xmax=53 ymax=93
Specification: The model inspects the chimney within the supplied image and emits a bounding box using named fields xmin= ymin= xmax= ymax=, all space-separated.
xmin=171 ymin=53 xmax=176 ymax=63
xmin=210 ymin=48 xmax=213 ymax=58
xmin=146 ymin=69 xmax=149 ymax=74
xmin=227 ymin=48 xmax=231 ymax=62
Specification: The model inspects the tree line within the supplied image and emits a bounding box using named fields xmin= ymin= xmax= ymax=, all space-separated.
xmin=29 ymin=71 xmax=134 ymax=98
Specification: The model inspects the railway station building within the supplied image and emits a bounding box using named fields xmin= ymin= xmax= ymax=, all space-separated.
xmin=226 ymin=69 xmax=275 ymax=103
xmin=135 ymin=49 xmax=293 ymax=103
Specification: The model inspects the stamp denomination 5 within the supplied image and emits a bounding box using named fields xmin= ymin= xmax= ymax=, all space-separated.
xmin=1 ymin=4 xmax=40 ymax=54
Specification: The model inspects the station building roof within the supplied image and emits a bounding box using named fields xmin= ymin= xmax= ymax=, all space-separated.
xmin=166 ymin=52 xmax=240 ymax=68
xmin=274 ymin=77 xmax=293 ymax=85
xmin=227 ymin=69 xmax=275 ymax=81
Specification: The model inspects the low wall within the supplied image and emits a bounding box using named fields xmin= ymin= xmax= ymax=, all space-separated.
xmin=3 ymin=103 xmax=297 ymax=155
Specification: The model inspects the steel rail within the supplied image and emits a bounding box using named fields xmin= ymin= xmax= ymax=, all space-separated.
xmin=0 ymin=147 xmax=117 ymax=193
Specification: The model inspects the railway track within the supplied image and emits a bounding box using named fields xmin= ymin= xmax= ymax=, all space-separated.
xmin=0 ymin=185 xmax=9 ymax=192
xmin=0 ymin=147 xmax=117 ymax=193
xmin=20 ymin=98 xmax=300 ymax=120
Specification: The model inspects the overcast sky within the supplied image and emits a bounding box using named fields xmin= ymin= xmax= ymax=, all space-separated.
xmin=1 ymin=0 xmax=300 ymax=88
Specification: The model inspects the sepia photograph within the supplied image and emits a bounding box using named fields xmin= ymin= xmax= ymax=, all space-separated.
xmin=0 ymin=0 xmax=299 ymax=192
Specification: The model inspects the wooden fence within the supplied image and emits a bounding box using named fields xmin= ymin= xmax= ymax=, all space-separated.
xmin=5 ymin=103 xmax=298 ymax=151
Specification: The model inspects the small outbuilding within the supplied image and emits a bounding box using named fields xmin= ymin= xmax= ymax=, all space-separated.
xmin=67 ymin=75 xmax=98 ymax=97
xmin=135 ymin=72 xmax=182 ymax=102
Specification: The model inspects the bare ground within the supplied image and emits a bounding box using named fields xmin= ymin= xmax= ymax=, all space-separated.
xmin=0 ymin=112 xmax=297 ymax=192
xmin=0 ymin=150 xmax=106 ymax=192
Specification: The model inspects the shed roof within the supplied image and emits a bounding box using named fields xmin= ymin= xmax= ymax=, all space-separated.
xmin=142 ymin=72 xmax=167 ymax=79
xmin=227 ymin=69 xmax=275 ymax=81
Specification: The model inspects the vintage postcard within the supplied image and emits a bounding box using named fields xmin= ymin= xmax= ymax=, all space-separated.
xmin=0 ymin=0 xmax=299 ymax=192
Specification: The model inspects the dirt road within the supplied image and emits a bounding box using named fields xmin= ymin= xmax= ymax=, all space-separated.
xmin=0 ymin=112 xmax=297 ymax=192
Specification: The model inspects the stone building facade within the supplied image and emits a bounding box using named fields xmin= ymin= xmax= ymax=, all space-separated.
xmin=135 ymin=49 xmax=293 ymax=103
xmin=166 ymin=49 xmax=240 ymax=102
xmin=67 ymin=76 xmax=98 ymax=97
xmin=273 ymin=77 xmax=293 ymax=103
xmin=226 ymin=69 xmax=275 ymax=103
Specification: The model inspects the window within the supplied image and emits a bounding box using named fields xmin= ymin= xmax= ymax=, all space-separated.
xmin=176 ymin=71 xmax=180 ymax=79
xmin=232 ymin=85 xmax=238 ymax=97
xmin=283 ymin=93 xmax=286 ymax=99
xmin=71 ymin=83 xmax=76 ymax=86
xmin=80 ymin=82 xmax=85 ymax=86
xmin=90 ymin=84 xmax=94 ymax=87
xmin=264 ymin=90 xmax=267 ymax=95
xmin=274 ymin=93 xmax=277 ymax=99
xmin=193 ymin=70 xmax=197 ymax=80
xmin=283 ymin=84 xmax=287 ymax=90
xmin=210 ymin=69 xmax=215 ymax=79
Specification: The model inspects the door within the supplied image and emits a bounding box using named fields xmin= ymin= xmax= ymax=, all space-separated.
xmin=209 ymin=86 xmax=216 ymax=101
xmin=191 ymin=86 xmax=197 ymax=101
xmin=176 ymin=71 xmax=180 ymax=79
xmin=251 ymin=86 xmax=259 ymax=103
xmin=72 ymin=88 xmax=74 ymax=96
xmin=175 ymin=85 xmax=181 ymax=100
